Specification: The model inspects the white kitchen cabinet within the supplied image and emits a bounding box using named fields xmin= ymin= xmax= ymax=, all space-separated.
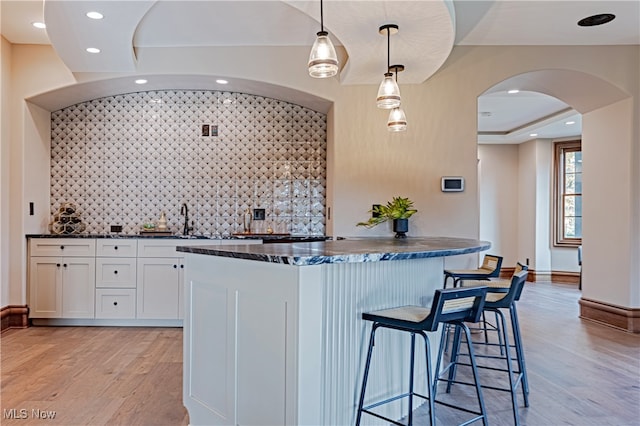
xmin=28 ymin=237 xmax=262 ymax=325
xmin=29 ymin=256 xmax=96 ymax=318
xmin=136 ymin=257 xmax=184 ymax=319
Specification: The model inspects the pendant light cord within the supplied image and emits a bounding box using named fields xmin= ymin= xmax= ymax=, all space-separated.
xmin=387 ymin=27 xmax=390 ymax=72
xmin=320 ymin=0 xmax=324 ymax=32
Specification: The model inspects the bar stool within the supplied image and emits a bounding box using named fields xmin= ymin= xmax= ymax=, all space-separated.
xmin=356 ymin=286 xmax=490 ymax=426
xmin=443 ymin=254 xmax=503 ymax=288
xmin=447 ymin=267 xmax=530 ymax=425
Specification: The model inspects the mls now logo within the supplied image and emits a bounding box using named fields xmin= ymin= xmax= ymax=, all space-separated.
xmin=4 ymin=408 xmax=57 ymax=419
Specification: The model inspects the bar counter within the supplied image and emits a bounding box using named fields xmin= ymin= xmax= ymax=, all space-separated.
xmin=179 ymin=237 xmax=489 ymax=425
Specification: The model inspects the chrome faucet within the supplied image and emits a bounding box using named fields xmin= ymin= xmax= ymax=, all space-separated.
xmin=180 ymin=203 xmax=193 ymax=235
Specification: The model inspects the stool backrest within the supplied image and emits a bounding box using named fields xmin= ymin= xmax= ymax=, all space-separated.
xmin=480 ymin=254 xmax=503 ymax=278
xmin=422 ymin=286 xmax=488 ymax=331
xmin=512 ymin=263 xmax=529 ymax=300
xmin=490 ymin=266 xmax=529 ymax=307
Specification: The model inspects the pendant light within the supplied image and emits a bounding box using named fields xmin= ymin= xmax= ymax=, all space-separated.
xmin=376 ymin=24 xmax=401 ymax=109
xmin=387 ymin=65 xmax=407 ymax=132
xmin=308 ymin=0 xmax=339 ymax=78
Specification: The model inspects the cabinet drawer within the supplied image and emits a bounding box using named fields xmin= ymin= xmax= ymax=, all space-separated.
xmin=95 ymin=289 xmax=136 ymax=319
xmin=137 ymin=239 xmax=219 ymax=258
xmin=96 ymin=258 xmax=137 ymax=288
xmin=29 ymin=238 xmax=96 ymax=257
xmin=96 ymin=240 xmax=137 ymax=257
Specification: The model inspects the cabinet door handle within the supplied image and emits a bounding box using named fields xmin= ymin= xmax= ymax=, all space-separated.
xmin=60 ymin=245 xmax=64 ymax=250
xmin=114 ymin=270 xmax=118 ymax=274
xmin=63 ymin=264 xmax=67 ymax=267
xmin=180 ymin=264 xmax=184 ymax=269
xmin=56 ymin=263 xmax=61 ymax=267
xmin=113 ymin=301 xmax=118 ymax=306
xmin=114 ymin=246 xmax=118 ymax=250
xmin=173 ymin=264 xmax=178 ymax=269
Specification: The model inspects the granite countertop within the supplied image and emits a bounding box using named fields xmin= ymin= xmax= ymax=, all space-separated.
xmin=25 ymin=233 xmax=330 ymax=242
xmin=177 ymin=236 xmax=491 ymax=266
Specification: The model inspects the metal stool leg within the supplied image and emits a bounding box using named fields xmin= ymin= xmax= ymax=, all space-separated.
xmin=356 ymin=324 xmax=377 ymax=426
xmin=510 ymin=304 xmax=530 ymax=405
xmin=494 ymin=309 xmax=520 ymax=425
xmin=460 ymin=322 xmax=489 ymax=426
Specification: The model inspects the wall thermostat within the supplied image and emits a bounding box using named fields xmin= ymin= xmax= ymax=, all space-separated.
xmin=441 ymin=176 xmax=464 ymax=192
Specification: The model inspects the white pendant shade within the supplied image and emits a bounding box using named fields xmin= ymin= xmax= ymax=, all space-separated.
xmin=376 ymin=73 xmax=401 ymax=109
xmin=387 ymin=106 xmax=407 ymax=132
xmin=308 ymin=32 xmax=339 ymax=78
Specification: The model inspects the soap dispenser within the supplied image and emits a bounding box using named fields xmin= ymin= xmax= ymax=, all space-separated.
xmin=157 ymin=211 xmax=168 ymax=231
xmin=243 ymin=208 xmax=252 ymax=233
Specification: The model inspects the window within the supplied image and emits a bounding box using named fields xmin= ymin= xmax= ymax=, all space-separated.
xmin=554 ymin=140 xmax=582 ymax=246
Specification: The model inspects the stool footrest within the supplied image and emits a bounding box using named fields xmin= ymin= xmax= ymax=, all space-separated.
xmin=361 ymin=392 xmax=430 ymax=426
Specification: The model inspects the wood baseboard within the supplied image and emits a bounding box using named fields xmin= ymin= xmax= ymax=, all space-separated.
xmin=551 ymin=271 xmax=580 ymax=285
xmin=1 ymin=305 xmax=29 ymax=333
xmin=579 ymin=298 xmax=640 ymax=333
xmin=500 ymin=268 xmax=579 ymax=284
xmin=500 ymin=267 xmax=536 ymax=281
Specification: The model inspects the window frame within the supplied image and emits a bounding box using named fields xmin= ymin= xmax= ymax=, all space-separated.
xmin=553 ymin=140 xmax=582 ymax=247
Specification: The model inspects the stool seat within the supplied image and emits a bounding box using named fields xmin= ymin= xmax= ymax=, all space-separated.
xmin=356 ymin=286 xmax=490 ymax=426
xmin=444 ymin=255 xmax=503 ymax=288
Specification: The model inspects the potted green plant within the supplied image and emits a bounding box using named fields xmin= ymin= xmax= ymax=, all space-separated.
xmin=357 ymin=196 xmax=418 ymax=238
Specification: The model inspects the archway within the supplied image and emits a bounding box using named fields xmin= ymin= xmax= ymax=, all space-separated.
xmin=475 ymin=69 xmax=637 ymax=329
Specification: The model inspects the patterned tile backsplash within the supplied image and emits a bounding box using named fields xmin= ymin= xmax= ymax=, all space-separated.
xmin=50 ymin=90 xmax=327 ymax=236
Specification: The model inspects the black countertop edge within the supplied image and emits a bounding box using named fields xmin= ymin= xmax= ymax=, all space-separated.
xmin=176 ymin=237 xmax=491 ymax=266
xmin=25 ymin=234 xmax=332 ymax=242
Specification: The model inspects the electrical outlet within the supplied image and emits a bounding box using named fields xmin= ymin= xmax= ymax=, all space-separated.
xmin=110 ymin=225 xmax=123 ymax=233
xmin=526 ymin=258 xmax=530 ymax=266
xmin=253 ymin=208 xmax=266 ymax=221
xmin=201 ymin=124 xmax=210 ymax=136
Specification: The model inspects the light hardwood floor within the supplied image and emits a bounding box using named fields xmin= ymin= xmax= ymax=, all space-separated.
xmin=1 ymin=282 xmax=639 ymax=425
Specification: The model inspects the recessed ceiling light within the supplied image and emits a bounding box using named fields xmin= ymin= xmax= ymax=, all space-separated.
xmin=86 ymin=11 xmax=104 ymax=20
xmin=135 ymin=79 xmax=148 ymax=85
xmin=32 ymin=22 xmax=46 ymax=29
xmin=216 ymin=79 xmax=229 ymax=85
xmin=578 ymin=13 xmax=615 ymax=27
xmin=86 ymin=47 xmax=100 ymax=53
xmin=565 ymin=121 xmax=576 ymax=125
xmin=507 ymin=89 xmax=520 ymax=94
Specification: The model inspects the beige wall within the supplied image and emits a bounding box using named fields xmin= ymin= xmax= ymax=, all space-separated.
xmin=2 ymin=43 xmax=639 ymax=311
xmin=478 ymin=144 xmax=520 ymax=267
xmin=583 ymin=98 xmax=636 ymax=307
xmin=1 ymin=36 xmax=12 ymax=306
